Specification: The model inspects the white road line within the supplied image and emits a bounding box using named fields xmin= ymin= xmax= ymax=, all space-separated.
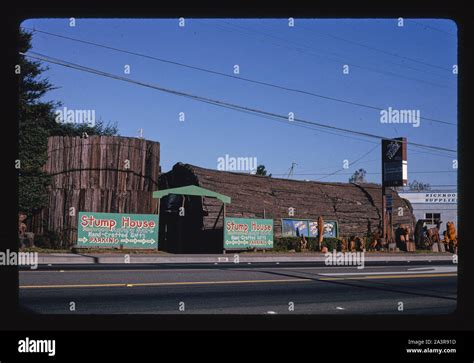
xmin=407 ymin=266 xmax=457 ymax=273
xmin=319 ymin=266 xmax=457 ymax=277
xmin=20 ymin=264 xmax=450 ymax=274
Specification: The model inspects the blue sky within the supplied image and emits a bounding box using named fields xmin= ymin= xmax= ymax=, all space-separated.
xmin=22 ymin=18 xmax=458 ymax=188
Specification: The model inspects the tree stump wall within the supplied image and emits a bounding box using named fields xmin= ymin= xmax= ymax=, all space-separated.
xmin=30 ymin=135 xmax=160 ymax=247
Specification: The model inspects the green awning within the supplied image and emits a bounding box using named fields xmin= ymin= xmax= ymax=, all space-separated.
xmin=153 ymin=185 xmax=231 ymax=204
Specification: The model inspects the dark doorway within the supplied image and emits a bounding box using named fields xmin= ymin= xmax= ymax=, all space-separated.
xmin=158 ymin=194 xmax=222 ymax=253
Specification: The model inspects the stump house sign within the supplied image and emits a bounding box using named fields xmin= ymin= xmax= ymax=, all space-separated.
xmin=77 ymin=212 xmax=159 ymax=249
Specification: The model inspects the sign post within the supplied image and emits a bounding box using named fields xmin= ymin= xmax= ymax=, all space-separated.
xmin=223 ymin=203 xmax=226 ymax=254
xmin=381 ymin=137 xmax=407 ymax=248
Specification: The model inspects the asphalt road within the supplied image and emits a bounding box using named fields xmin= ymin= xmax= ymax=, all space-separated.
xmin=19 ymin=262 xmax=457 ymax=314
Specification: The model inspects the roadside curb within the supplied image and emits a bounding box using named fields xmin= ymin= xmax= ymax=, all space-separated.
xmin=36 ymin=253 xmax=455 ymax=265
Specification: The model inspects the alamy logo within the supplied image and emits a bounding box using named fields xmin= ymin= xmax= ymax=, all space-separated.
xmin=55 ymin=107 xmax=96 ymax=126
xmin=0 ymin=249 xmax=38 ymax=269
xmin=380 ymin=107 xmax=420 ymax=128
xmin=217 ymin=154 xmax=257 ymax=173
xmin=18 ymin=338 xmax=56 ymax=356
xmin=325 ymin=251 xmax=365 ymax=269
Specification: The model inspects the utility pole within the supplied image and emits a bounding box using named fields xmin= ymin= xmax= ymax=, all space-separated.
xmin=382 ymin=182 xmax=387 ymax=244
xmin=287 ymin=162 xmax=297 ymax=178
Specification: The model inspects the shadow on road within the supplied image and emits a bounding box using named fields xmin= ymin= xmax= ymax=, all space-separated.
xmin=247 ymin=268 xmax=457 ymax=301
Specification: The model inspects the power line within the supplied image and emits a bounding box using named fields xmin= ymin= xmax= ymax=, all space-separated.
xmin=273 ymin=170 xmax=457 ymax=176
xmin=273 ymin=154 xmax=454 ymax=176
xmin=399 ymin=185 xmax=457 ymax=188
xmin=194 ymin=97 xmax=386 ymax=163
xmin=262 ymin=21 xmax=451 ymax=79
xmin=313 ymin=144 xmax=379 ymax=181
xmin=24 ymin=50 xmax=457 ymax=155
xmin=21 ymin=51 xmax=457 ymax=155
xmin=188 ymin=96 xmax=386 ymax=153
xmin=215 ymin=20 xmax=453 ymax=90
xmin=23 ymin=26 xmax=456 ymax=127
xmin=217 ymin=108 xmax=386 ymax=177
xmin=411 ymin=20 xmax=457 ymax=37
xmin=294 ymin=22 xmax=452 ymax=73
xmin=408 ymin=147 xmax=457 ymax=160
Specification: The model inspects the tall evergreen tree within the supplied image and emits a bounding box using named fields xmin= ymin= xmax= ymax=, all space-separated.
xmin=349 ymin=168 xmax=367 ymax=184
xmin=18 ymin=30 xmax=57 ymax=214
xmin=18 ymin=30 xmax=119 ymax=215
xmin=256 ymin=164 xmax=271 ymax=177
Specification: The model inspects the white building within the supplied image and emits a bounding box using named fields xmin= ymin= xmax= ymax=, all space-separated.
xmin=398 ymin=191 xmax=457 ymax=236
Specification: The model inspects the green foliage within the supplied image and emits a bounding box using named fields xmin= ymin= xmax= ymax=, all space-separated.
xmin=274 ymin=237 xmax=301 ymax=251
xmin=273 ymin=236 xmax=342 ymax=252
xmin=321 ymin=237 xmax=339 ymax=252
xmin=34 ymin=230 xmax=63 ymax=249
xmin=408 ymin=179 xmax=431 ymax=191
xmin=18 ymin=30 xmax=119 ymax=215
xmin=50 ymin=119 xmax=119 ymax=137
xmin=256 ymin=164 xmax=271 ymax=177
xmin=365 ymin=235 xmax=377 ymax=250
xmin=349 ymin=168 xmax=367 ymax=184
xmin=306 ymin=237 xmax=319 ymax=251
xmin=18 ymin=30 xmax=57 ymax=214
xmin=18 ymin=171 xmax=51 ymax=214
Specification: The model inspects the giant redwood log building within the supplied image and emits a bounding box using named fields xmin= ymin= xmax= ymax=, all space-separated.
xmin=157 ymin=162 xmax=415 ymax=253
xmin=29 ymin=136 xmax=416 ymax=252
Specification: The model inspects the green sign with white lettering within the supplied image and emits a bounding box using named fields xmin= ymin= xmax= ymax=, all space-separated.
xmin=77 ymin=212 xmax=159 ymax=249
xmin=224 ymin=217 xmax=273 ymax=249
